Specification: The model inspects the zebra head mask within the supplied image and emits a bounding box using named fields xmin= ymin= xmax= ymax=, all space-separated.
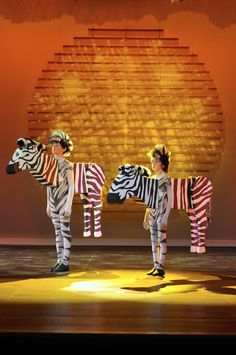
xmin=6 ymin=138 xmax=61 ymax=186
xmin=6 ymin=138 xmax=47 ymax=174
xmin=107 ymin=164 xmax=152 ymax=204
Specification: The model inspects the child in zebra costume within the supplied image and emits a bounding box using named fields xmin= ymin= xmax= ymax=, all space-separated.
xmin=47 ymin=130 xmax=74 ymax=273
xmin=143 ymin=144 xmax=172 ymax=278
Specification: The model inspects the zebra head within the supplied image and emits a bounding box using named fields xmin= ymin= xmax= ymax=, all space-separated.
xmin=6 ymin=138 xmax=47 ymax=174
xmin=107 ymin=164 xmax=151 ymax=204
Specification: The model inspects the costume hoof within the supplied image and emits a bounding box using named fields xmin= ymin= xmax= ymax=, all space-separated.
xmin=147 ymin=267 xmax=156 ymax=275
xmin=94 ymin=231 xmax=102 ymax=238
xmin=83 ymin=231 xmax=91 ymax=237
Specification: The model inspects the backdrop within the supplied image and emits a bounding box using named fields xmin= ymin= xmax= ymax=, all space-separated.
xmin=0 ymin=0 xmax=235 ymax=247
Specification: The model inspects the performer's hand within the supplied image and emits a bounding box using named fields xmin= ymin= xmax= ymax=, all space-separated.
xmin=143 ymin=221 xmax=150 ymax=230
xmin=143 ymin=209 xmax=150 ymax=230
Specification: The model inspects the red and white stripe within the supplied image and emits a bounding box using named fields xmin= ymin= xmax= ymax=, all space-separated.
xmin=171 ymin=178 xmax=190 ymax=210
xmin=73 ymin=163 xmax=88 ymax=193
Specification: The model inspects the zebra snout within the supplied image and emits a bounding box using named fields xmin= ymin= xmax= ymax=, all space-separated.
xmin=6 ymin=163 xmax=19 ymax=174
xmin=107 ymin=193 xmax=123 ymax=204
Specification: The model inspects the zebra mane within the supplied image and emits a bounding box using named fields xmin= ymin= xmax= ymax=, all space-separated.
xmin=136 ymin=165 xmax=152 ymax=177
xmin=17 ymin=138 xmax=47 ymax=152
xmin=119 ymin=164 xmax=151 ymax=177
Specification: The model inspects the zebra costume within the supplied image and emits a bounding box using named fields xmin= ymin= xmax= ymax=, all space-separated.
xmin=6 ymin=138 xmax=105 ymax=271
xmin=144 ymin=172 xmax=172 ymax=277
xmin=47 ymin=156 xmax=74 ymax=272
xmin=107 ymin=164 xmax=213 ymax=255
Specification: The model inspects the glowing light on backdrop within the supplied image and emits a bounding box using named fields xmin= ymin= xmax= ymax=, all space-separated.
xmin=27 ymin=28 xmax=224 ymax=211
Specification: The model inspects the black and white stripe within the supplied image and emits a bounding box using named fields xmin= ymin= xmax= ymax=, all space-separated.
xmin=108 ymin=164 xmax=159 ymax=208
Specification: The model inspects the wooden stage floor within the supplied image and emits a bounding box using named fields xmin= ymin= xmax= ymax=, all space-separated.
xmin=0 ymin=245 xmax=235 ymax=349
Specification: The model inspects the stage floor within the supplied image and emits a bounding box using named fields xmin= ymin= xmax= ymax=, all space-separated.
xmin=0 ymin=245 xmax=235 ymax=348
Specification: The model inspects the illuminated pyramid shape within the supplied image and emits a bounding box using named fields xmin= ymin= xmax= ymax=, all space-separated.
xmin=28 ymin=28 xmax=224 ymax=210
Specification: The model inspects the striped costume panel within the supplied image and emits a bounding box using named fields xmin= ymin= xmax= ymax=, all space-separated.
xmin=41 ymin=153 xmax=59 ymax=185
xmin=171 ymin=178 xmax=190 ymax=210
xmin=138 ymin=176 xmax=160 ymax=209
xmin=73 ymin=163 xmax=105 ymax=197
xmin=191 ymin=176 xmax=213 ymax=219
xmin=30 ymin=153 xmax=60 ymax=186
xmin=73 ymin=163 xmax=88 ymax=193
xmin=86 ymin=164 xmax=105 ymax=195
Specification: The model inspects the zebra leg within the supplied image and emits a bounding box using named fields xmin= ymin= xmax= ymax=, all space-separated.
xmin=59 ymin=215 xmax=72 ymax=266
xmin=150 ymin=224 xmax=160 ymax=269
xmin=187 ymin=209 xmax=199 ymax=253
xmin=80 ymin=193 xmax=92 ymax=237
xmin=196 ymin=213 xmax=209 ymax=253
xmin=51 ymin=214 xmax=64 ymax=265
xmin=157 ymin=225 xmax=167 ymax=272
xmin=187 ymin=208 xmax=206 ymax=253
xmin=93 ymin=201 xmax=103 ymax=238
xmin=51 ymin=214 xmax=72 ymax=268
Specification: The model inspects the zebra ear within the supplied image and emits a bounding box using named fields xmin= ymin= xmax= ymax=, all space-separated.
xmin=131 ymin=165 xmax=139 ymax=173
xmin=119 ymin=165 xmax=130 ymax=173
xmin=17 ymin=138 xmax=38 ymax=148
xmin=145 ymin=167 xmax=152 ymax=176
xmin=137 ymin=165 xmax=151 ymax=177
xmin=29 ymin=138 xmax=38 ymax=145
xmin=17 ymin=138 xmax=26 ymax=148
xmin=38 ymin=143 xmax=47 ymax=152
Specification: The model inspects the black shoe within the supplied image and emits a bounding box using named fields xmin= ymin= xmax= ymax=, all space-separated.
xmin=153 ymin=268 xmax=165 ymax=277
xmin=147 ymin=267 xmax=156 ymax=275
xmin=50 ymin=262 xmax=60 ymax=272
xmin=54 ymin=263 xmax=70 ymax=273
